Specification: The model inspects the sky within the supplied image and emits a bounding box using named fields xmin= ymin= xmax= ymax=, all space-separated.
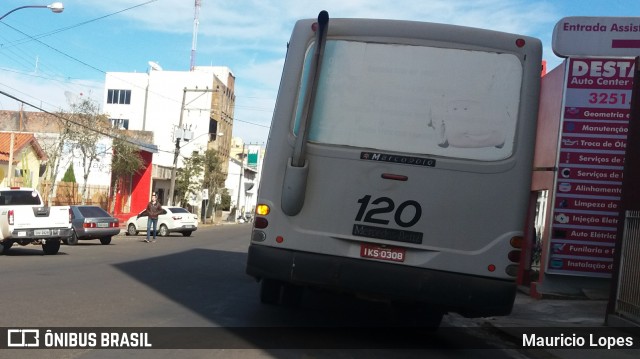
xmin=0 ymin=0 xmax=634 ymax=144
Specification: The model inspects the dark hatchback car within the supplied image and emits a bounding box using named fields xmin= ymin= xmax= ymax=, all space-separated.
xmin=67 ymin=205 xmax=120 ymax=245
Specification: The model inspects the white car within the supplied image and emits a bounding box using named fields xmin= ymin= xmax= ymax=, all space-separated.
xmin=125 ymin=207 xmax=198 ymax=237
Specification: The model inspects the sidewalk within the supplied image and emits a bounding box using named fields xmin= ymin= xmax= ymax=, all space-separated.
xmin=477 ymin=289 xmax=639 ymax=358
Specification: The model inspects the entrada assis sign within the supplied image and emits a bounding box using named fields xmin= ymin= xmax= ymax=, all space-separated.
xmin=553 ymin=16 xmax=640 ymax=57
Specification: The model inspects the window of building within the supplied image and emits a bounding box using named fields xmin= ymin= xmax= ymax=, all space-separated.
xmin=209 ymin=118 xmax=219 ymax=141
xmin=111 ymin=119 xmax=129 ymax=130
xmin=107 ymin=89 xmax=132 ymax=105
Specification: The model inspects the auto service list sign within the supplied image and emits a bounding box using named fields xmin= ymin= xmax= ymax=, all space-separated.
xmin=547 ymin=57 xmax=632 ymax=277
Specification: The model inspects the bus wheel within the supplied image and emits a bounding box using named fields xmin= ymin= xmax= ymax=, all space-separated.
xmin=260 ymin=279 xmax=282 ymax=305
xmin=281 ymin=283 xmax=304 ymax=307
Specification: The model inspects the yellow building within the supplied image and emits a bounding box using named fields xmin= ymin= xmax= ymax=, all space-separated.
xmin=0 ymin=132 xmax=48 ymax=188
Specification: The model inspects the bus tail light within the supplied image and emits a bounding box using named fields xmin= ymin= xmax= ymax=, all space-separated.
xmin=252 ymin=231 xmax=266 ymax=242
xmin=256 ymin=204 xmax=270 ymax=216
xmin=8 ymin=210 xmax=14 ymax=225
xmin=254 ymin=204 xmax=270 ymax=229
xmin=505 ymin=265 xmax=519 ymax=277
xmin=510 ymin=235 xmax=523 ymax=248
xmin=254 ymin=217 xmax=268 ymax=229
xmin=509 ymin=236 xmax=522 ymax=263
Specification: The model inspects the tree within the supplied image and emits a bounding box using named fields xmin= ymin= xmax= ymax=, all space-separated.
xmin=175 ymin=151 xmax=204 ymax=207
xmin=39 ymin=121 xmax=73 ymax=205
xmin=65 ymin=98 xmax=111 ymax=204
xmin=109 ymin=137 xmax=145 ymax=213
xmin=39 ymin=96 xmax=111 ymax=205
xmin=219 ymin=189 xmax=231 ymax=211
xmin=62 ymin=163 xmax=76 ymax=182
xmin=202 ymin=148 xmax=227 ymax=218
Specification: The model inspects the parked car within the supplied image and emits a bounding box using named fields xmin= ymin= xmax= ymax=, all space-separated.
xmin=126 ymin=207 xmax=198 ymax=237
xmin=0 ymin=187 xmax=71 ymax=255
xmin=68 ymin=205 xmax=120 ymax=245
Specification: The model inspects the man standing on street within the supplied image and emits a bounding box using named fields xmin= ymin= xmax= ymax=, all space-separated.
xmin=145 ymin=193 xmax=162 ymax=243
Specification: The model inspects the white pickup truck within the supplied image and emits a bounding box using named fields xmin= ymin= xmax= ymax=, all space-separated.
xmin=0 ymin=187 xmax=72 ymax=255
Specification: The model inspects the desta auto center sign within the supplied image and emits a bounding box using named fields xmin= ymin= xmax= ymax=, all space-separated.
xmin=548 ymin=17 xmax=636 ymax=277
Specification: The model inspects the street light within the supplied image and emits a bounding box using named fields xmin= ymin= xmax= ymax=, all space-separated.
xmin=0 ymin=2 xmax=64 ymax=21
xmin=1 ymin=2 xmax=63 ymax=186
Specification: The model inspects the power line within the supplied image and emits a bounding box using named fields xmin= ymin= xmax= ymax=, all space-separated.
xmin=1 ymin=21 xmax=107 ymax=76
xmin=0 ymin=89 xmax=269 ymax=154
xmin=233 ymin=118 xmax=270 ymax=129
xmin=0 ymin=1 xmax=273 ymax=133
xmin=0 ymin=89 xmax=172 ymax=155
xmin=0 ymin=1 xmax=159 ymax=49
xmin=0 ymin=1 xmax=186 ymax=108
xmin=1 ymin=1 xmax=276 ymax=121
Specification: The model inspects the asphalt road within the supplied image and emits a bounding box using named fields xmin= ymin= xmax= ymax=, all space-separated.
xmin=0 ymin=223 xmax=535 ymax=359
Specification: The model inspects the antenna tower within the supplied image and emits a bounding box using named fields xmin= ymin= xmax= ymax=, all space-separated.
xmin=190 ymin=0 xmax=201 ymax=71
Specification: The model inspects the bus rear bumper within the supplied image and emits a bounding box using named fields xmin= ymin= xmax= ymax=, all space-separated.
xmin=246 ymin=244 xmax=516 ymax=318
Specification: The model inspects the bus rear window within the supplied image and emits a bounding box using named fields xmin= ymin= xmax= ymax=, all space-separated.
xmin=294 ymin=40 xmax=523 ymax=161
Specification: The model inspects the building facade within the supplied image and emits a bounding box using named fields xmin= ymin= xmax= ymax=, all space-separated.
xmin=103 ymin=66 xmax=236 ymax=210
xmin=0 ymin=132 xmax=47 ymax=189
xmin=225 ymin=137 xmax=264 ymax=219
xmin=0 ymin=110 xmax=156 ymax=214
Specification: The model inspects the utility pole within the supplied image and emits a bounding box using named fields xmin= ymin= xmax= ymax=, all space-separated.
xmin=7 ymin=133 xmax=14 ymax=186
xmin=168 ymin=89 xmax=188 ymax=206
xmin=235 ymin=143 xmax=245 ymax=221
xmin=168 ymin=87 xmax=213 ymax=206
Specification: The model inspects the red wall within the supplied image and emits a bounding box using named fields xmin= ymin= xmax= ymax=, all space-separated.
xmin=532 ymin=61 xmax=566 ymax=191
xmin=130 ymin=151 xmax=153 ymax=214
xmin=112 ymin=150 xmax=153 ymax=225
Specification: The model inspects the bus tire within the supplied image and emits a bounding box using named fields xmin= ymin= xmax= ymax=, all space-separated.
xmin=260 ymin=279 xmax=282 ymax=305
